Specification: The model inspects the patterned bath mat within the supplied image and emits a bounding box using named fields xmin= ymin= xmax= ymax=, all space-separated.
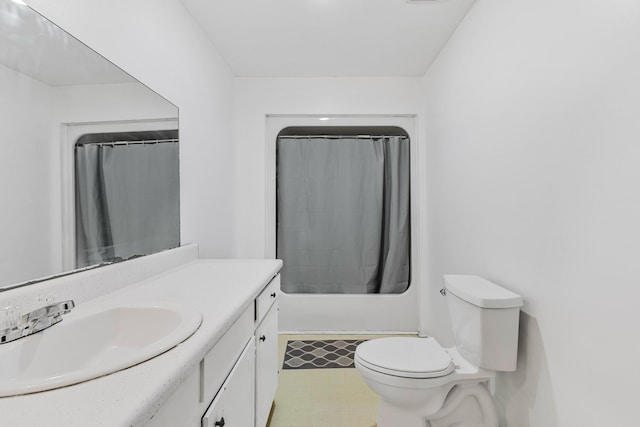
xmin=283 ymin=339 xmax=367 ymax=369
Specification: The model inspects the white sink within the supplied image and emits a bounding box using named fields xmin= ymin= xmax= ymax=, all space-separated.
xmin=0 ymin=302 xmax=202 ymax=397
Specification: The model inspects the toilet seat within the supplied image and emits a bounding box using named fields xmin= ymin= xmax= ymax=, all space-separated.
xmin=355 ymin=337 xmax=455 ymax=379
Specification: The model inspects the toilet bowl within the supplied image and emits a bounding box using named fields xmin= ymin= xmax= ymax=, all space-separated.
xmin=355 ymin=337 xmax=498 ymax=427
xmin=355 ymin=275 xmax=523 ymax=427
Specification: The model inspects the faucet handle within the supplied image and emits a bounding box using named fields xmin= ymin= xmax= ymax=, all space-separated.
xmin=0 ymin=306 xmax=21 ymax=331
xmin=52 ymin=300 xmax=75 ymax=314
xmin=20 ymin=300 xmax=75 ymax=327
xmin=44 ymin=300 xmax=75 ymax=322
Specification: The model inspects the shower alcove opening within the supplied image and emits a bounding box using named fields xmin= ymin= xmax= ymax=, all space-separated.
xmin=266 ymin=115 xmax=421 ymax=334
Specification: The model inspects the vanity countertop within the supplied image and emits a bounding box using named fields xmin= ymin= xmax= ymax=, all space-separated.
xmin=0 ymin=258 xmax=282 ymax=426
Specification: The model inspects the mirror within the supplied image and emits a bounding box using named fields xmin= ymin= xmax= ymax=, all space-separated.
xmin=0 ymin=0 xmax=180 ymax=291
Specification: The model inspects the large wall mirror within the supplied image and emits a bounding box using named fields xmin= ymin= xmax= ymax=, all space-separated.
xmin=0 ymin=0 xmax=180 ymax=291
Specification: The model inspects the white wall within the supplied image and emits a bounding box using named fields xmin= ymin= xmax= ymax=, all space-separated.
xmin=0 ymin=64 xmax=56 ymax=285
xmin=422 ymin=0 xmax=640 ymax=425
xmin=28 ymin=0 xmax=237 ymax=258
xmin=233 ymin=77 xmax=425 ymax=332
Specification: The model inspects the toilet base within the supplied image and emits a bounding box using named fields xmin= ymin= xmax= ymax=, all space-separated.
xmin=376 ymin=383 xmax=498 ymax=427
xmin=377 ymin=398 xmax=427 ymax=427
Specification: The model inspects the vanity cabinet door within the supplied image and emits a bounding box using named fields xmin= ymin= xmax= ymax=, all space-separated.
xmin=255 ymin=302 xmax=278 ymax=427
xmin=202 ymin=337 xmax=255 ymax=427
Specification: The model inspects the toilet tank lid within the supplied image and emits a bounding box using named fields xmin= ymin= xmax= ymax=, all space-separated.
xmin=444 ymin=275 xmax=523 ymax=308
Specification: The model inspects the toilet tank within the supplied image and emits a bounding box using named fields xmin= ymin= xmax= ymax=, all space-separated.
xmin=444 ymin=275 xmax=523 ymax=372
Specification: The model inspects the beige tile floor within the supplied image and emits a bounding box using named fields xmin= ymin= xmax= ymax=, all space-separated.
xmin=267 ymin=334 xmax=412 ymax=427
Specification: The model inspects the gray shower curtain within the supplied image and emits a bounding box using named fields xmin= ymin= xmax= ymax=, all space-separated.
xmin=277 ymin=136 xmax=410 ymax=294
xmin=75 ymin=142 xmax=180 ymax=267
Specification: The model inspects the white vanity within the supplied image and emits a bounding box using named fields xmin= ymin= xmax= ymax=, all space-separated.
xmin=0 ymin=246 xmax=282 ymax=427
xmin=148 ymin=263 xmax=281 ymax=427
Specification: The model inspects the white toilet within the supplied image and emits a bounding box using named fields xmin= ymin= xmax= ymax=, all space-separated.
xmin=355 ymin=275 xmax=523 ymax=427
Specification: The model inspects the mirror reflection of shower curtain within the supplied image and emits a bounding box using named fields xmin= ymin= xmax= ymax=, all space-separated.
xmin=277 ymin=136 xmax=410 ymax=294
xmin=75 ymin=142 xmax=179 ymax=268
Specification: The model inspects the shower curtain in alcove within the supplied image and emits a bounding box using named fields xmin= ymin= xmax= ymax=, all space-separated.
xmin=75 ymin=141 xmax=179 ymax=268
xmin=277 ymin=135 xmax=410 ymax=294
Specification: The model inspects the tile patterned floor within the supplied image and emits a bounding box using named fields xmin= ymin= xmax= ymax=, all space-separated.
xmin=268 ymin=334 xmax=414 ymax=427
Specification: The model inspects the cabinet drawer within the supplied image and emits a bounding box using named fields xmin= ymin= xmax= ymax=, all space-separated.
xmin=256 ymin=275 xmax=279 ymax=324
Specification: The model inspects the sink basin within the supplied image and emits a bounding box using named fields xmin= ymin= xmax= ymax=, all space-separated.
xmin=0 ymin=302 xmax=202 ymax=396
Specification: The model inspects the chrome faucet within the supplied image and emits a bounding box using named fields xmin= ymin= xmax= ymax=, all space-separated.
xmin=0 ymin=300 xmax=75 ymax=344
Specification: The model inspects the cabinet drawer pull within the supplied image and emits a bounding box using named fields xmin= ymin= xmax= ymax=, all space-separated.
xmin=270 ymin=292 xmax=276 ymax=298
xmin=259 ymin=335 xmax=266 ymax=342
xmin=214 ymin=417 xmax=225 ymax=426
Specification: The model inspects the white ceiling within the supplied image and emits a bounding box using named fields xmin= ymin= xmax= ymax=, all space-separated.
xmin=0 ymin=0 xmax=134 ymax=86
xmin=181 ymin=0 xmax=475 ymax=77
